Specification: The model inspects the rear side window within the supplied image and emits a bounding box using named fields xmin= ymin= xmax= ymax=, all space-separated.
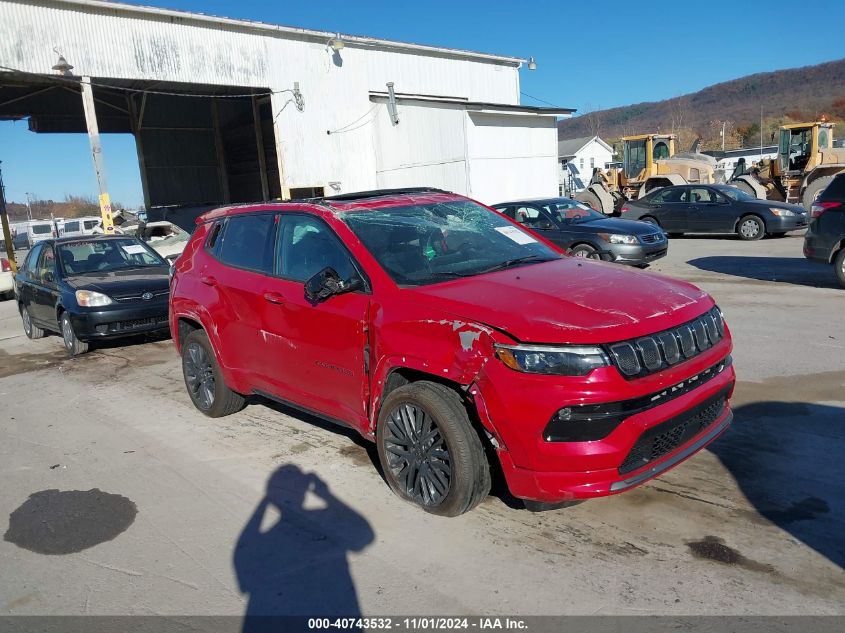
xmin=218 ymin=214 xmax=277 ymax=274
xmin=31 ymin=224 xmax=52 ymax=235
xmin=819 ymin=175 xmax=845 ymax=200
xmin=64 ymin=221 xmax=80 ymax=232
xmin=650 ymin=188 xmax=685 ymax=203
xmin=206 ymin=222 xmax=223 ymax=252
xmin=83 ymin=220 xmax=99 ymax=230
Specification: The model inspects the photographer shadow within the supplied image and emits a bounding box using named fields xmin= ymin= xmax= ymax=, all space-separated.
xmin=234 ymin=464 xmax=374 ymax=632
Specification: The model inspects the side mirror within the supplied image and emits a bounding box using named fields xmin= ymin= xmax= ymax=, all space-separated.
xmin=43 ymin=271 xmax=54 ymax=283
xmin=304 ymin=267 xmax=363 ymax=304
xmin=539 ymin=221 xmax=554 ymax=230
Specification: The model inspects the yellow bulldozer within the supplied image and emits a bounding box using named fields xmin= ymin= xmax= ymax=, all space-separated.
xmin=575 ymin=133 xmax=717 ymax=215
xmin=729 ymin=121 xmax=845 ymax=210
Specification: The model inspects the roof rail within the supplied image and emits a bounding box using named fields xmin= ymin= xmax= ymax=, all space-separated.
xmin=317 ymin=187 xmax=450 ymax=203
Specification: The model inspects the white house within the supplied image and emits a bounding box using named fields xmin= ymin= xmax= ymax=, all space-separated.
xmin=557 ymin=136 xmax=614 ymax=196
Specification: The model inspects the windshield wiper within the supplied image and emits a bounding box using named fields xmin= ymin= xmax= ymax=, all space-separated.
xmin=477 ymin=255 xmax=554 ymax=274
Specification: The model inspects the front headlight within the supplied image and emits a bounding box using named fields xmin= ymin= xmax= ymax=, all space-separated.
xmin=769 ymin=207 xmax=796 ymax=217
xmin=598 ymin=233 xmax=638 ymax=245
xmin=75 ymin=289 xmax=113 ymax=307
xmin=495 ymin=344 xmax=609 ymax=376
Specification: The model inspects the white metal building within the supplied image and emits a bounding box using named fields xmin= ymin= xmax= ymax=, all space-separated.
xmin=557 ymin=136 xmax=614 ymax=195
xmin=0 ymin=0 xmax=573 ymax=211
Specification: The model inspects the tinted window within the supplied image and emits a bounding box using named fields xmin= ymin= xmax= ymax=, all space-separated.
xmin=540 ymin=200 xmax=604 ymax=224
xmin=22 ymin=243 xmax=43 ymax=276
xmin=278 ymin=215 xmax=355 ymax=283
xmin=218 ymin=214 xmax=277 ymax=274
xmin=819 ymin=174 xmax=845 ymax=200
xmin=57 ymin=238 xmax=166 ymax=275
xmin=689 ymin=188 xmax=717 ymax=203
xmin=649 ymin=187 xmax=685 ymax=204
xmin=719 ymin=187 xmax=755 ymax=202
xmin=64 ymin=221 xmax=80 ymax=232
xmin=83 ymin=220 xmax=99 ymax=230
xmin=343 ymin=199 xmax=559 ymax=287
xmin=36 ymin=244 xmax=56 ymax=282
xmin=206 ymin=222 xmax=223 ymax=251
xmin=31 ymin=224 xmax=52 ymax=235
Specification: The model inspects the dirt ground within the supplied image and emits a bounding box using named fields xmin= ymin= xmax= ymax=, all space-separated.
xmin=0 ymin=232 xmax=843 ymax=618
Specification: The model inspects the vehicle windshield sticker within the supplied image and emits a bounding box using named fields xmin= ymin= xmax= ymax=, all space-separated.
xmin=495 ymin=226 xmax=538 ymax=245
xmin=121 ymin=244 xmax=148 ymax=255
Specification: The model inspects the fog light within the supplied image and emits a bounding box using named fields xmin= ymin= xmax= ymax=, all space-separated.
xmin=557 ymin=407 xmax=572 ymax=421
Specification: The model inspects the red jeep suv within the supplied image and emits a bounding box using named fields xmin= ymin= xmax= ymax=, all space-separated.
xmin=170 ymin=188 xmax=735 ymax=516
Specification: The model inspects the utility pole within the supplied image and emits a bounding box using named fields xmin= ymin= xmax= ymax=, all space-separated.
xmin=721 ymin=121 xmax=727 ymax=152
xmin=0 ymin=162 xmax=17 ymax=272
xmin=80 ymin=76 xmax=115 ymax=234
xmin=25 ymin=192 xmax=33 ymax=221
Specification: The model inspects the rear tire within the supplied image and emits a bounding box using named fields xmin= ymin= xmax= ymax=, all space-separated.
xmin=376 ymin=381 xmax=490 ymax=517
xmin=20 ymin=304 xmax=45 ymax=339
xmin=569 ymin=244 xmax=600 ymax=259
xmin=737 ymin=215 xmax=765 ymax=241
xmin=60 ymin=312 xmax=89 ymax=357
xmin=834 ymin=248 xmax=845 ymax=289
xmin=802 ymin=175 xmax=835 ymax=211
xmin=181 ymin=329 xmax=245 ymax=417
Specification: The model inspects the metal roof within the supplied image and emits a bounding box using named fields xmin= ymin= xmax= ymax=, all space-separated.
xmin=557 ymin=135 xmax=611 ymax=157
xmin=370 ymin=93 xmax=575 ymax=116
xmin=49 ymin=0 xmax=528 ymax=65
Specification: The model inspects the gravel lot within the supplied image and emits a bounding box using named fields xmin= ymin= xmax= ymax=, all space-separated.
xmin=0 ymin=232 xmax=842 ymax=618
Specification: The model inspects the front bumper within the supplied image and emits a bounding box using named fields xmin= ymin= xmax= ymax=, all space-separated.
xmin=769 ymin=215 xmax=808 ymax=232
xmin=604 ymin=239 xmax=668 ymax=266
xmin=471 ymin=336 xmax=735 ymax=503
xmin=70 ymin=301 xmax=169 ymax=341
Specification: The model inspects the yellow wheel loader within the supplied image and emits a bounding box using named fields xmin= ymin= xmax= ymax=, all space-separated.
xmin=729 ymin=121 xmax=845 ymax=210
xmin=575 ymin=134 xmax=717 ymax=215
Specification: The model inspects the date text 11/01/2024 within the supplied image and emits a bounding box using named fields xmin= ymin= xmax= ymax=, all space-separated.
xmin=307 ymin=617 xmax=528 ymax=630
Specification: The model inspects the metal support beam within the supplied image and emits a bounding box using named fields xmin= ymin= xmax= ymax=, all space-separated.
xmin=127 ymin=94 xmax=151 ymax=210
xmin=0 ymin=161 xmax=17 ymax=272
xmin=80 ymin=76 xmax=114 ymax=234
xmin=252 ymin=96 xmax=269 ymax=200
xmin=211 ymin=99 xmax=230 ymax=203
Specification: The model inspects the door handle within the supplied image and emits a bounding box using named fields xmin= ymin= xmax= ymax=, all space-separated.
xmin=200 ymin=275 xmax=217 ymax=286
xmin=263 ymin=292 xmax=285 ymax=305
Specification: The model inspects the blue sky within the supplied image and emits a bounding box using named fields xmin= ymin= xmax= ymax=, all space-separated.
xmin=2 ymin=0 xmax=844 ymax=206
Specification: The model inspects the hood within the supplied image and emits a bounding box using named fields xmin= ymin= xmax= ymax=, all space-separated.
xmin=406 ymin=259 xmax=712 ymax=344
xmin=65 ymin=266 xmax=170 ymax=297
xmin=575 ymin=217 xmax=662 ymax=235
xmin=746 ymin=198 xmax=806 ymax=213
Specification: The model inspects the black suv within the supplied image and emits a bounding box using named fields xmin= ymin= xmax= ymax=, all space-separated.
xmin=804 ymin=173 xmax=845 ymax=287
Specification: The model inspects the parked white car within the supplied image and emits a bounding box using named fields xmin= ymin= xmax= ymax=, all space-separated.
xmin=0 ymin=256 xmax=14 ymax=300
xmin=61 ymin=216 xmax=103 ymax=238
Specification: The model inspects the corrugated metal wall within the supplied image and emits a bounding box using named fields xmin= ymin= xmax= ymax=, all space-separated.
xmin=0 ymin=0 xmax=524 ymax=198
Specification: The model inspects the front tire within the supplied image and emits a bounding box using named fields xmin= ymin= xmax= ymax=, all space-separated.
xmin=60 ymin=312 xmax=89 ymax=357
xmin=181 ymin=329 xmax=245 ymax=417
xmin=737 ymin=215 xmax=765 ymax=241
xmin=21 ymin=304 xmax=45 ymax=339
xmin=569 ymin=244 xmax=600 ymax=259
xmin=640 ymin=216 xmax=660 ymax=227
xmin=834 ymin=249 xmax=845 ymax=289
xmin=376 ymin=381 xmax=490 ymax=517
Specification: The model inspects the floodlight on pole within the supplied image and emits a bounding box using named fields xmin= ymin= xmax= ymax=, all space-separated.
xmin=527 ymin=57 xmax=537 ymax=71
xmin=328 ymin=34 xmax=345 ymax=52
